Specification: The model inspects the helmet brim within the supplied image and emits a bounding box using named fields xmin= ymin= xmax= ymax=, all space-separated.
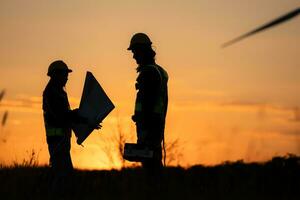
xmin=127 ymin=43 xmax=151 ymax=51
xmin=47 ymin=68 xmax=73 ymax=76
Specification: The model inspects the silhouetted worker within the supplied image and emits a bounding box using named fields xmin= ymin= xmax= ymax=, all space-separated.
xmin=42 ymin=60 xmax=82 ymax=196
xmin=128 ymin=33 xmax=169 ymax=178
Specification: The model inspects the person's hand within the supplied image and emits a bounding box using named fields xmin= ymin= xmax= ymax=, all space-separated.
xmin=94 ymin=122 xmax=102 ymax=130
xmin=79 ymin=116 xmax=89 ymax=123
xmin=71 ymin=108 xmax=88 ymax=123
xmin=94 ymin=123 xmax=102 ymax=130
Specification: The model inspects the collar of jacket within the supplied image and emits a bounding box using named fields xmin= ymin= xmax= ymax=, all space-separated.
xmin=136 ymin=63 xmax=156 ymax=73
xmin=48 ymin=79 xmax=65 ymax=91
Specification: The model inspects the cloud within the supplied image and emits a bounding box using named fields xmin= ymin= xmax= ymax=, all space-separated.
xmin=0 ymin=98 xmax=41 ymax=113
xmin=291 ymin=107 xmax=300 ymax=122
xmin=170 ymin=87 xmax=227 ymax=101
xmin=283 ymin=129 xmax=300 ymax=136
xmin=215 ymin=100 xmax=298 ymax=119
xmin=220 ymin=101 xmax=283 ymax=111
xmin=0 ymin=94 xmax=80 ymax=113
xmin=171 ymin=99 xmax=290 ymax=114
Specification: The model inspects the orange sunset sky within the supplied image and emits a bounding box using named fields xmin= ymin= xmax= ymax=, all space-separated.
xmin=0 ymin=0 xmax=299 ymax=169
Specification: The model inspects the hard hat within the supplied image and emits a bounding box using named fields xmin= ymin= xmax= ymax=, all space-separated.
xmin=47 ymin=60 xmax=72 ymax=76
xmin=127 ymin=33 xmax=152 ymax=50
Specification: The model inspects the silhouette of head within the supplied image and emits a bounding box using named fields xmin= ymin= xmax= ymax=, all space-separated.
xmin=47 ymin=60 xmax=72 ymax=87
xmin=128 ymin=33 xmax=152 ymax=50
xmin=128 ymin=33 xmax=156 ymax=65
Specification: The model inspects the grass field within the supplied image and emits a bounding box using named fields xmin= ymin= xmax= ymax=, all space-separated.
xmin=0 ymin=155 xmax=299 ymax=200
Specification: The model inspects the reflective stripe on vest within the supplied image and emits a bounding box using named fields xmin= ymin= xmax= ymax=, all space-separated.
xmin=135 ymin=96 xmax=165 ymax=114
xmin=153 ymin=97 xmax=164 ymax=114
xmin=135 ymin=102 xmax=142 ymax=112
xmin=45 ymin=128 xmax=66 ymax=136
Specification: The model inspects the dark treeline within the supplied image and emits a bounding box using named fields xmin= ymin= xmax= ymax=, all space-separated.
xmin=0 ymin=154 xmax=299 ymax=200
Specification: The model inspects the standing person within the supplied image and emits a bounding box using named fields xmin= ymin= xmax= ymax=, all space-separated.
xmin=43 ymin=60 xmax=81 ymax=196
xmin=128 ymin=33 xmax=169 ymax=178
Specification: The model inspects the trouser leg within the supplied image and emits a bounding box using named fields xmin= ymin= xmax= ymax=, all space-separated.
xmin=136 ymin=123 xmax=164 ymax=177
xmin=142 ymin=146 xmax=163 ymax=174
xmin=47 ymin=136 xmax=73 ymax=197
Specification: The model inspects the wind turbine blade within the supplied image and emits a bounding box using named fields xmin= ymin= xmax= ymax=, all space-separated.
xmin=222 ymin=7 xmax=300 ymax=48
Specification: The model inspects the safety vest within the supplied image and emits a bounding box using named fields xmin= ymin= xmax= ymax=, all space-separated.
xmin=135 ymin=64 xmax=168 ymax=119
xmin=43 ymin=82 xmax=72 ymax=137
xmin=45 ymin=127 xmax=71 ymax=137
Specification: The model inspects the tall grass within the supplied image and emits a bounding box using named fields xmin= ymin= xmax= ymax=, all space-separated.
xmin=0 ymin=89 xmax=9 ymax=142
xmin=0 ymin=89 xmax=8 ymax=128
xmin=1 ymin=111 xmax=8 ymax=127
xmin=0 ymin=154 xmax=299 ymax=200
xmin=0 ymin=89 xmax=5 ymax=102
xmin=11 ymin=149 xmax=40 ymax=168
